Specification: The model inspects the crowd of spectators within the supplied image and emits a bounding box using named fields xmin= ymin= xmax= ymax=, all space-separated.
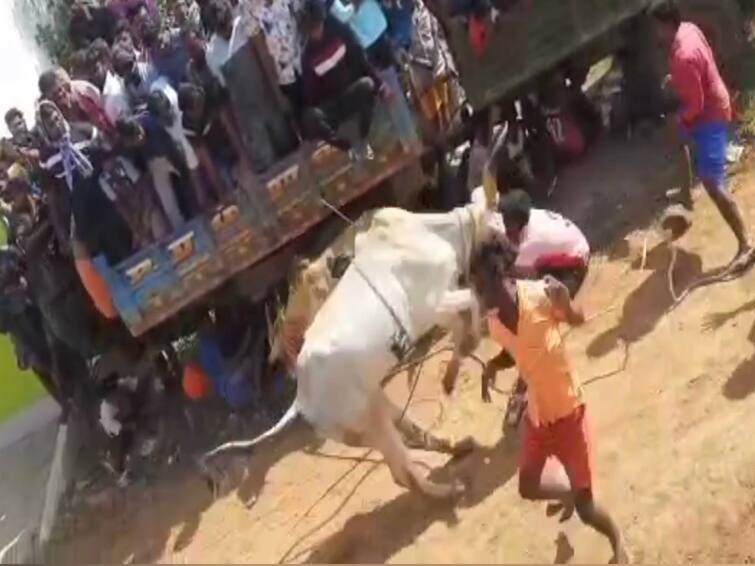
xmin=0 ymin=0 xmax=460 ymax=469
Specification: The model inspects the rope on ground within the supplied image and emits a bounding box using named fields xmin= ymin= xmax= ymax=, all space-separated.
xmin=640 ymin=232 xmax=650 ymax=271
xmin=583 ymin=339 xmax=631 ymax=387
xmin=667 ymin=247 xmax=755 ymax=312
xmin=279 ymin=350 xmax=429 ymax=564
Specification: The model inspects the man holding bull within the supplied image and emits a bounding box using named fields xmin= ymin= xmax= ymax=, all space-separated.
xmin=472 ymin=243 xmax=626 ymax=563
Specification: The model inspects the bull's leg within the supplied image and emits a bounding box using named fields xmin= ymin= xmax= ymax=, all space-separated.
xmin=367 ymin=392 xmax=465 ymax=499
xmin=384 ymin=396 xmax=469 ymax=454
xmin=436 ymin=289 xmax=482 ymax=348
xmin=394 ymin=414 xmax=477 ymax=456
xmin=436 ymin=289 xmax=482 ymax=395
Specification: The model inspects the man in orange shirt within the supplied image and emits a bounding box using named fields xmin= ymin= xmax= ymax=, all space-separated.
xmin=472 ymin=243 xmax=626 ymax=563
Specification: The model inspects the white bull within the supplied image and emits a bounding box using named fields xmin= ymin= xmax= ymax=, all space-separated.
xmin=206 ymin=202 xmax=494 ymax=498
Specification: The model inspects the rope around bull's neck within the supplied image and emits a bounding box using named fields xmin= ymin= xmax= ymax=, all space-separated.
xmin=318 ymin=197 xmax=413 ymax=352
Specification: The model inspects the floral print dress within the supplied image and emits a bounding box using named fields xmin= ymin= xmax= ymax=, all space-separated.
xmin=247 ymin=0 xmax=304 ymax=86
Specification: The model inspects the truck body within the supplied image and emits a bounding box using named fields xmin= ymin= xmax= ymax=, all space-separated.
xmin=95 ymin=0 xmax=741 ymax=337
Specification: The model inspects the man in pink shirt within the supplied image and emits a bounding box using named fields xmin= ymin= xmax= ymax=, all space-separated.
xmin=654 ymin=1 xmax=750 ymax=263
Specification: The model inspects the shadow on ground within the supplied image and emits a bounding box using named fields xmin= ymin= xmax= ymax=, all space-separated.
xmin=299 ymin=434 xmax=520 ymax=563
xmin=587 ymin=244 xmax=703 ymax=359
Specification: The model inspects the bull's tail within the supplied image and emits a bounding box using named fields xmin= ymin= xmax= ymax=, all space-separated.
xmin=203 ymin=401 xmax=301 ymax=460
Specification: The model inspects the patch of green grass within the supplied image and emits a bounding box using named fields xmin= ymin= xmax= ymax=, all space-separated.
xmin=0 ymin=338 xmax=45 ymax=423
xmin=0 ymin=223 xmax=46 ymax=423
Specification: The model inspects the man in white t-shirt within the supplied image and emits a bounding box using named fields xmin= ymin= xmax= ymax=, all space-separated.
xmin=502 ymin=190 xmax=590 ymax=289
xmin=205 ymin=0 xmax=249 ymax=88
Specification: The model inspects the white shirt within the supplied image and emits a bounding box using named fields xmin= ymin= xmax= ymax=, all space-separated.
xmin=515 ymin=208 xmax=590 ymax=269
xmin=469 ymin=186 xmax=588 ymax=269
xmin=102 ymin=71 xmax=130 ymax=124
xmin=152 ymin=77 xmax=199 ymax=170
xmin=206 ymin=16 xmax=248 ymax=87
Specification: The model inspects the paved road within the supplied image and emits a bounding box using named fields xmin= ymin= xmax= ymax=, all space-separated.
xmin=0 ymin=398 xmax=60 ymax=563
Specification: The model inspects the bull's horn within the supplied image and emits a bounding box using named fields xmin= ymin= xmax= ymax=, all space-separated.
xmin=203 ymin=401 xmax=300 ymax=459
xmin=482 ymin=170 xmax=497 ymax=211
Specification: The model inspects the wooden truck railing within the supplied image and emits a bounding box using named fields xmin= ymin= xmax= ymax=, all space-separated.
xmin=94 ymin=0 xmax=742 ymax=337
xmin=94 ymin=66 xmax=421 ymax=337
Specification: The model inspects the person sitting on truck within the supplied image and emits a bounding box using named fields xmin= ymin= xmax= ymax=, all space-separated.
xmin=68 ymin=0 xmax=119 ymax=50
xmin=111 ymin=44 xmax=210 ymax=203
xmin=139 ymin=15 xmax=196 ymax=89
xmin=299 ymin=0 xmax=390 ymax=160
xmin=178 ymin=82 xmax=244 ymax=197
xmin=113 ymin=19 xmax=144 ymax=61
xmin=329 ymin=0 xmax=396 ymax=70
xmin=382 ymin=0 xmax=414 ymax=54
xmin=88 ymin=39 xmax=133 ymax=125
xmin=204 ymin=0 xmax=250 ymax=88
xmin=246 ymin=0 xmax=306 ymax=118
xmin=653 ymin=0 xmax=751 ymax=266
xmin=111 ymin=42 xmax=159 ymax=109
xmin=36 ymin=100 xmax=135 ymax=266
xmin=1 ymin=108 xmax=41 ymax=181
xmin=116 ymin=108 xmax=199 ymax=230
xmin=38 ymin=67 xmax=115 ymax=140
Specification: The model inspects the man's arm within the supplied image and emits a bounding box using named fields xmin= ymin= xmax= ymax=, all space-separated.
xmin=670 ymin=59 xmax=705 ymax=129
xmin=335 ymin=20 xmax=387 ymax=94
xmin=544 ymin=275 xmax=584 ymax=327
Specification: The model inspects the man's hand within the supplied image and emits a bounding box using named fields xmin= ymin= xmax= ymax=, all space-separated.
xmin=544 ymin=274 xmax=569 ymax=304
xmin=378 ymin=82 xmax=393 ymax=100
xmin=544 ymin=275 xmax=584 ymax=326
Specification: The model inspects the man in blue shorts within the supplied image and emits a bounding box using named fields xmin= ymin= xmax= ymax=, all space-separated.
xmin=654 ymin=1 xmax=750 ymax=264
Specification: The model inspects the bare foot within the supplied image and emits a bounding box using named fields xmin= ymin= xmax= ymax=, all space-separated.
xmin=609 ymin=545 xmax=631 ymax=564
xmin=729 ymin=246 xmax=755 ymax=273
xmin=546 ymin=500 xmax=575 ymax=522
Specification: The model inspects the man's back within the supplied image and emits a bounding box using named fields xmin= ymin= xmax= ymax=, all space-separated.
xmin=669 ymin=22 xmax=731 ymax=128
xmin=516 ymin=208 xmax=590 ymax=270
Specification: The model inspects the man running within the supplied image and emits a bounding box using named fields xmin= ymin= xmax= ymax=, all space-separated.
xmin=654 ymin=0 xmax=750 ymax=264
xmin=477 ymin=189 xmax=590 ymax=428
xmin=472 ymin=243 xmax=626 ymax=563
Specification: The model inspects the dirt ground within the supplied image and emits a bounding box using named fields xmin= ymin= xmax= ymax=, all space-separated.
xmin=48 ymin=128 xmax=755 ymax=563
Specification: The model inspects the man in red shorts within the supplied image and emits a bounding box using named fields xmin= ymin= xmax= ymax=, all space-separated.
xmin=479 ymin=189 xmax=590 ymax=429
xmin=472 ymin=244 xmax=626 ymax=563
